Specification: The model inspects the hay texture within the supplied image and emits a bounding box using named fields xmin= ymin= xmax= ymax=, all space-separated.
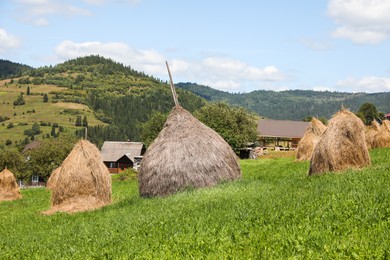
xmin=372 ymin=120 xmax=390 ymax=148
xmin=309 ymin=109 xmax=371 ymax=175
xmin=296 ymin=118 xmax=326 ymax=161
xmin=365 ymin=120 xmax=381 ymax=149
xmin=138 ymin=106 xmax=241 ymax=197
xmin=46 ymin=166 xmax=61 ymax=190
xmin=0 ymin=168 xmax=22 ymax=201
xmin=44 ymin=140 xmax=111 ymax=214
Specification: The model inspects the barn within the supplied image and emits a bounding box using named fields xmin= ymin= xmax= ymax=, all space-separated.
xmin=100 ymin=141 xmax=145 ymax=173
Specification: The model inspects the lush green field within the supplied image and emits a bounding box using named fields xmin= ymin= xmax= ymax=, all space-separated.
xmin=0 ymin=149 xmax=389 ymax=259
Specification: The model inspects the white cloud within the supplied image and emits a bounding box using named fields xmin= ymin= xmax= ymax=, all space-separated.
xmin=0 ymin=29 xmax=21 ymax=53
xmin=336 ymin=76 xmax=390 ymax=92
xmin=328 ymin=0 xmax=390 ymax=44
xmin=53 ymin=40 xmax=286 ymax=92
xmin=16 ymin=0 xmax=91 ymax=26
xmin=301 ymin=38 xmax=333 ymax=51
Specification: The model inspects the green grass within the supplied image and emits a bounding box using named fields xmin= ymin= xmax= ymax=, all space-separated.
xmin=0 ymin=149 xmax=389 ymax=259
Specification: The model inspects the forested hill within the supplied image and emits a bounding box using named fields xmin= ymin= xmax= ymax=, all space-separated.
xmin=0 ymin=59 xmax=32 ymax=79
xmin=176 ymin=82 xmax=390 ymax=120
xmin=0 ymin=56 xmax=205 ymax=147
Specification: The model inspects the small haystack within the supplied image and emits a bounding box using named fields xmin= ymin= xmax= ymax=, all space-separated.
xmin=46 ymin=166 xmax=61 ymax=190
xmin=44 ymin=140 xmax=111 ymax=214
xmin=309 ymin=109 xmax=371 ymax=175
xmin=372 ymin=120 xmax=390 ymax=148
xmin=365 ymin=120 xmax=381 ymax=149
xmin=296 ymin=118 xmax=326 ymax=161
xmin=138 ymin=106 xmax=242 ymax=197
xmin=0 ymin=168 xmax=22 ymax=201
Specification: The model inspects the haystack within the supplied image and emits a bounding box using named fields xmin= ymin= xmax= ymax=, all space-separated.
xmin=372 ymin=120 xmax=390 ymax=148
xmin=0 ymin=168 xmax=22 ymax=201
xmin=43 ymin=140 xmax=111 ymax=214
xmin=309 ymin=109 xmax=370 ymax=175
xmin=46 ymin=166 xmax=61 ymax=190
xmin=296 ymin=118 xmax=326 ymax=161
xmin=138 ymin=106 xmax=242 ymax=197
xmin=365 ymin=120 xmax=381 ymax=149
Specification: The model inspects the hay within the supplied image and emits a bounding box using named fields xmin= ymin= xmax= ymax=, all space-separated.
xmin=296 ymin=118 xmax=326 ymax=161
xmin=372 ymin=120 xmax=390 ymax=148
xmin=365 ymin=120 xmax=381 ymax=149
xmin=309 ymin=109 xmax=371 ymax=175
xmin=43 ymin=140 xmax=111 ymax=214
xmin=138 ymin=106 xmax=242 ymax=197
xmin=0 ymin=168 xmax=22 ymax=201
xmin=46 ymin=166 xmax=61 ymax=190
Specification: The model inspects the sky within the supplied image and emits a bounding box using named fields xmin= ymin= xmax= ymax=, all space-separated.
xmin=1 ymin=0 xmax=390 ymax=93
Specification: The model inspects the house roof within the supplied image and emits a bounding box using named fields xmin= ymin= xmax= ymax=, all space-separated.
xmin=101 ymin=141 xmax=143 ymax=163
xmin=385 ymin=113 xmax=390 ymax=118
xmin=22 ymin=141 xmax=41 ymax=153
xmin=257 ymin=119 xmax=309 ymax=139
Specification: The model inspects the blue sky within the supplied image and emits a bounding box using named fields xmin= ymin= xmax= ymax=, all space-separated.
xmin=1 ymin=0 xmax=390 ymax=93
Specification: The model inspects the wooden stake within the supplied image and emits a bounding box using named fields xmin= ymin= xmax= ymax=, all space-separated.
xmin=165 ymin=61 xmax=179 ymax=107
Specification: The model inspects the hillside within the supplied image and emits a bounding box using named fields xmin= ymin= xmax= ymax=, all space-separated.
xmin=0 ymin=56 xmax=205 ymax=147
xmin=0 ymin=59 xmax=32 ymax=79
xmin=176 ymin=83 xmax=390 ymax=120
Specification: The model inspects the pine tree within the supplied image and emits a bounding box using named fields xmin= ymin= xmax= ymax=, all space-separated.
xmin=75 ymin=116 xmax=82 ymax=126
xmin=27 ymin=86 xmax=31 ymax=95
xmin=82 ymin=116 xmax=88 ymax=127
xmin=43 ymin=93 xmax=49 ymax=102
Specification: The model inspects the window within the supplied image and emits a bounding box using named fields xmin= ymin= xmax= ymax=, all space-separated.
xmin=32 ymin=175 xmax=39 ymax=183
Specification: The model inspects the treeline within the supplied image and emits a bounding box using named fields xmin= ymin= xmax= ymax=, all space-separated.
xmin=177 ymin=83 xmax=390 ymax=120
xmin=0 ymin=59 xmax=32 ymax=79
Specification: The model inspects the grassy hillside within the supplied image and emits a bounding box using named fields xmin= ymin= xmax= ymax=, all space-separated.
xmin=0 ymin=79 xmax=104 ymax=145
xmin=0 ymin=149 xmax=388 ymax=258
xmin=177 ymin=82 xmax=390 ymax=120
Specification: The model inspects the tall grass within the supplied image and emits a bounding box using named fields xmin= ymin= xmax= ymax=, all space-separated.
xmin=0 ymin=149 xmax=389 ymax=259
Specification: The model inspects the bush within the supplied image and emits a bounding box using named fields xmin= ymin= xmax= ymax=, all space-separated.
xmin=117 ymin=168 xmax=137 ymax=181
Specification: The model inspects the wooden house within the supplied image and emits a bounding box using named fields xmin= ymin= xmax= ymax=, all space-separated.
xmin=100 ymin=141 xmax=145 ymax=173
xmin=257 ymin=119 xmax=309 ymax=150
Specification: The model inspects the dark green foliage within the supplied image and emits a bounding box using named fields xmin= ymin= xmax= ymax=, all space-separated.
xmin=177 ymin=83 xmax=390 ymax=120
xmin=5 ymin=139 xmax=12 ymax=146
xmin=138 ymin=111 xmax=168 ymax=147
xmin=6 ymin=122 xmax=14 ymax=129
xmin=75 ymin=116 xmax=82 ymax=126
xmin=0 ymin=147 xmax=25 ymax=177
xmin=13 ymin=93 xmax=25 ymax=106
xmin=357 ymin=102 xmax=379 ymax=125
xmin=0 ymin=59 xmax=32 ymax=79
xmin=43 ymin=93 xmax=49 ymax=102
xmin=24 ymin=123 xmax=41 ymax=137
xmin=194 ymin=102 xmax=258 ymax=152
xmin=82 ymin=116 xmax=88 ymax=127
xmin=26 ymin=86 xmax=31 ymax=95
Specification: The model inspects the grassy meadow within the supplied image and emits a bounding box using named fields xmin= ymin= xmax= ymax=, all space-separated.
xmin=0 ymin=149 xmax=389 ymax=259
xmin=0 ymin=79 xmax=105 ymax=145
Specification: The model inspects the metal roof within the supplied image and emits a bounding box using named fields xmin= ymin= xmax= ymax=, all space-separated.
xmin=101 ymin=141 xmax=143 ymax=163
xmin=257 ymin=119 xmax=309 ymax=139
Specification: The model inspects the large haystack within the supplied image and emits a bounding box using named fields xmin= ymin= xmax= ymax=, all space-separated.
xmin=309 ymin=109 xmax=371 ymax=175
xmin=44 ymin=140 xmax=111 ymax=214
xmin=46 ymin=166 xmax=61 ymax=190
xmin=138 ymin=106 xmax=241 ymax=197
xmin=372 ymin=120 xmax=390 ymax=148
xmin=365 ymin=120 xmax=381 ymax=149
xmin=0 ymin=168 xmax=22 ymax=201
xmin=296 ymin=118 xmax=326 ymax=161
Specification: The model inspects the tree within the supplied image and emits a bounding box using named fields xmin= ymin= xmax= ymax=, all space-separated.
xmin=51 ymin=125 xmax=56 ymax=137
xmin=32 ymin=122 xmax=41 ymax=135
xmin=13 ymin=93 xmax=25 ymax=106
xmin=5 ymin=139 xmax=12 ymax=146
xmin=138 ymin=111 xmax=168 ymax=147
xmin=0 ymin=147 xmax=26 ymax=180
xmin=357 ymin=103 xmax=378 ymax=125
xmin=26 ymin=86 xmax=31 ymax=95
xmin=194 ymin=102 xmax=258 ymax=153
xmin=75 ymin=115 xmax=82 ymax=126
xmin=82 ymin=116 xmax=88 ymax=127
xmin=43 ymin=93 xmax=49 ymax=102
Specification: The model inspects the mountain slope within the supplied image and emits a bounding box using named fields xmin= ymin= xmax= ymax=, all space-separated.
xmin=176 ymin=82 xmax=390 ymax=120
xmin=0 ymin=59 xmax=32 ymax=79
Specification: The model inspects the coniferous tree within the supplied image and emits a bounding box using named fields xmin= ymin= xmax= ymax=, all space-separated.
xmin=75 ymin=116 xmax=82 ymax=126
xmin=26 ymin=86 xmax=31 ymax=95
xmin=43 ymin=93 xmax=49 ymax=102
xmin=82 ymin=116 xmax=88 ymax=127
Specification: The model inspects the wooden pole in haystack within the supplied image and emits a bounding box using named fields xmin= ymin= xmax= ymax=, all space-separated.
xmin=165 ymin=61 xmax=179 ymax=107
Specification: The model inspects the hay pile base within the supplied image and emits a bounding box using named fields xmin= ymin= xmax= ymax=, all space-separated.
xmin=296 ymin=118 xmax=326 ymax=161
xmin=309 ymin=109 xmax=371 ymax=175
xmin=43 ymin=140 xmax=111 ymax=214
xmin=0 ymin=168 xmax=22 ymax=201
xmin=138 ymin=106 xmax=241 ymax=197
xmin=372 ymin=120 xmax=390 ymax=148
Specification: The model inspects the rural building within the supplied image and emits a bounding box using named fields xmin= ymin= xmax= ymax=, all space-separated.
xmin=257 ymin=119 xmax=310 ymax=150
xmin=385 ymin=113 xmax=390 ymax=120
xmin=100 ymin=141 xmax=145 ymax=173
